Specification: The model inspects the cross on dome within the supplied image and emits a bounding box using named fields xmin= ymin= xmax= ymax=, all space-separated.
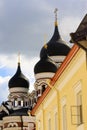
xmin=18 ymin=52 xmax=21 ymax=65
xmin=54 ymin=8 xmax=58 ymax=26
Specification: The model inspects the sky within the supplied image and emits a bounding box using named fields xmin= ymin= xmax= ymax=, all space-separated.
xmin=0 ymin=0 xmax=86 ymax=103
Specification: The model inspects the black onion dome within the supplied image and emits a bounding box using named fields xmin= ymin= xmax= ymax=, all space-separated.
xmin=40 ymin=24 xmax=70 ymax=58
xmin=8 ymin=63 xmax=29 ymax=89
xmin=34 ymin=56 xmax=57 ymax=74
xmin=40 ymin=46 xmax=48 ymax=59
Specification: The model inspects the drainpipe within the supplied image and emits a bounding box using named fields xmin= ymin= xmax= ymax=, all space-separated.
xmin=20 ymin=116 xmax=23 ymax=130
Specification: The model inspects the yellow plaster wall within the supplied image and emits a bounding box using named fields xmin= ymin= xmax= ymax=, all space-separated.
xmin=35 ymin=48 xmax=87 ymax=130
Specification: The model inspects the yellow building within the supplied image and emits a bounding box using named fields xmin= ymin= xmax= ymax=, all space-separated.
xmin=31 ymin=14 xmax=87 ymax=130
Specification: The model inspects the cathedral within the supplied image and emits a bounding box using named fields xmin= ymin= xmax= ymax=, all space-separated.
xmin=0 ymin=8 xmax=87 ymax=130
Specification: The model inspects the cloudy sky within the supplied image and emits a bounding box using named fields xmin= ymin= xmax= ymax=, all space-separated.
xmin=0 ymin=0 xmax=86 ymax=103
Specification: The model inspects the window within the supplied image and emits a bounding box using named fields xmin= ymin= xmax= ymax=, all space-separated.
xmin=13 ymin=123 xmax=18 ymax=127
xmin=42 ymin=85 xmax=45 ymax=93
xmin=30 ymin=99 xmax=32 ymax=106
xmin=38 ymin=89 xmax=42 ymax=97
xmin=38 ymin=89 xmax=40 ymax=94
xmin=21 ymin=100 xmax=23 ymax=106
xmin=12 ymin=102 xmax=14 ymax=106
xmin=25 ymin=101 xmax=28 ymax=106
xmin=8 ymin=123 xmax=18 ymax=128
xmin=71 ymin=81 xmax=83 ymax=125
xmin=15 ymin=100 xmax=18 ymax=107
xmin=18 ymin=101 xmax=21 ymax=106
xmin=77 ymin=91 xmax=83 ymax=125
xmin=62 ymin=105 xmax=67 ymax=130
xmin=36 ymin=90 xmax=38 ymax=96
xmin=8 ymin=123 xmax=13 ymax=127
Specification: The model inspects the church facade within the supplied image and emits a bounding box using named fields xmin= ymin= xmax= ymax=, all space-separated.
xmin=0 ymin=9 xmax=87 ymax=130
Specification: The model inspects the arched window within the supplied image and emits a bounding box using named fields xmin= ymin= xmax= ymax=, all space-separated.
xmin=13 ymin=123 xmax=18 ymax=127
xmin=15 ymin=100 xmax=18 ymax=107
xmin=21 ymin=100 xmax=23 ymax=106
xmin=8 ymin=122 xmax=18 ymax=128
xmin=8 ymin=123 xmax=13 ymax=127
xmin=42 ymin=85 xmax=46 ymax=93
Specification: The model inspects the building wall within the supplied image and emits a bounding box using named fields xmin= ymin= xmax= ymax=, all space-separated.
xmin=57 ymin=48 xmax=86 ymax=130
xmin=1 ymin=115 xmax=35 ymax=130
xmin=35 ymin=90 xmax=58 ymax=130
xmin=33 ymin=47 xmax=87 ymax=130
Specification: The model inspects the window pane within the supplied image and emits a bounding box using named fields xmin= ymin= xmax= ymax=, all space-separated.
xmin=77 ymin=91 xmax=83 ymax=125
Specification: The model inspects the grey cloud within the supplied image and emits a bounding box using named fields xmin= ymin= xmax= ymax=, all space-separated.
xmin=0 ymin=0 xmax=86 ymax=56
xmin=0 ymin=0 xmax=52 ymax=56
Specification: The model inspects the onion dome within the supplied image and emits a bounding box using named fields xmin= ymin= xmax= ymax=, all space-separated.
xmin=34 ymin=58 xmax=57 ymax=74
xmin=40 ymin=8 xmax=70 ymax=59
xmin=8 ymin=62 xmax=29 ymax=89
xmin=34 ymin=55 xmax=57 ymax=79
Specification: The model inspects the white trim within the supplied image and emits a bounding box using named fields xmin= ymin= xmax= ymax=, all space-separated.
xmin=23 ymin=116 xmax=36 ymax=122
xmin=3 ymin=116 xmax=21 ymax=123
xmin=35 ymin=72 xmax=55 ymax=80
xmin=3 ymin=116 xmax=35 ymax=124
xmin=9 ymin=93 xmax=28 ymax=98
xmin=9 ymin=87 xmax=28 ymax=93
xmin=49 ymin=56 xmax=66 ymax=62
